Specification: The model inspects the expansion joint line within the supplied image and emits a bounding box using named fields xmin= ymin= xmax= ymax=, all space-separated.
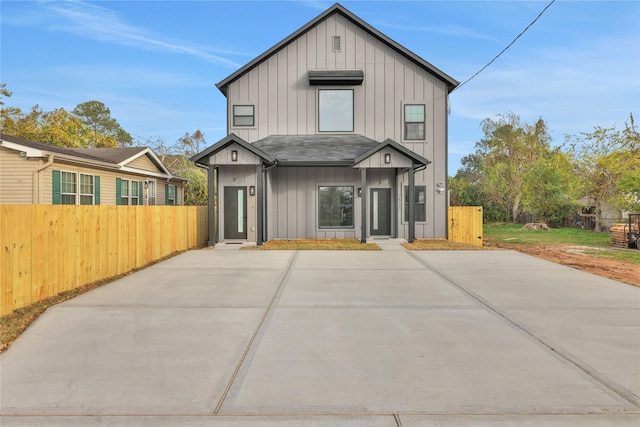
xmin=213 ymin=251 xmax=300 ymax=415
xmin=406 ymin=252 xmax=640 ymax=409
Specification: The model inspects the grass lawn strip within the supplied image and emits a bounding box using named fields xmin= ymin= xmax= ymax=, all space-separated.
xmin=242 ymin=238 xmax=380 ymax=250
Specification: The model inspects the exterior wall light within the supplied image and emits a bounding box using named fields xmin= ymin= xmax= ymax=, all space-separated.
xmin=384 ymin=153 xmax=391 ymax=164
xmin=357 ymin=187 xmax=362 ymax=197
xmin=249 ymin=186 xmax=255 ymax=196
xmin=231 ymin=150 xmax=238 ymax=161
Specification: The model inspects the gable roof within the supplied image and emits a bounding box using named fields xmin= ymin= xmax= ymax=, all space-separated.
xmin=190 ymin=134 xmax=275 ymax=166
xmin=216 ymin=3 xmax=458 ymax=95
xmin=0 ymin=133 xmax=183 ymax=181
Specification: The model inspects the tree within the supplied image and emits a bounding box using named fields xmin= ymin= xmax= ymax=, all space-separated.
xmin=568 ymin=114 xmax=640 ymax=231
xmin=465 ymin=113 xmax=551 ymax=222
xmin=0 ymin=84 xmax=12 ymax=105
xmin=72 ymin=101 xmax=132 ymax=147
xmin=522 ymin=148 xmax=579 ymax=225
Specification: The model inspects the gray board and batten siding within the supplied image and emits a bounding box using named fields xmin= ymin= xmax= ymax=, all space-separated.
xmin=195 ymin=4 xmax=458 ymax=243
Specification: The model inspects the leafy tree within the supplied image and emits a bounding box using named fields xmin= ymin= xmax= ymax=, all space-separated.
xmin=522 ymin=148 xmax=579 ymax=225
xmin=142 ymin=131 xmax=209 ymax=206
xmin=464 ymin=113 xmax=551 ymax=222
xmin=0 ymin=84 xmax=12 ymax=105
xmin=72 ymin=100 xmax=132 ymax=147
xmin=568 ymin=114 xmax=639 ymax=231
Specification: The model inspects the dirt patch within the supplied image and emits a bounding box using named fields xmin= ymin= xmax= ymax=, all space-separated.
xmin=489 ymin=242 xmax=640 ymax=287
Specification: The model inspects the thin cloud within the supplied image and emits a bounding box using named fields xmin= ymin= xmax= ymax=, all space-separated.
xmin=42 ymin=0 xmax=242 ymax=68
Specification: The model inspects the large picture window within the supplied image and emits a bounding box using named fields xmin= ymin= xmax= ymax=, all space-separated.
xmin=404 ymin=104 xmax=425 ymax=140
xmin=404 ymin=186 xmax=426 ymax=222
xmin=318 ymin=186 xmax=354 ymax=228
xmin=318 ymin=89 xmax=353 ymax=132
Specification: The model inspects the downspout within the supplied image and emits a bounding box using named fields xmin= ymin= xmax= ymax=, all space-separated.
xmin=33 ymin=155 xmax=54 ymax=204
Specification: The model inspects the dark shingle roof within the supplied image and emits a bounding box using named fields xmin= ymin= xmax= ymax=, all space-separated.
xmin=253 ymin=134 xmax=379 ymax=164
xmin=70 ymin=147 xmax=147 ymax=164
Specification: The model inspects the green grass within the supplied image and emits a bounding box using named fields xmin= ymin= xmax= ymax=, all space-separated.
xmin=582 ymin=249 xmax=640 ymax=264
xmin=484 ymin=223 xmax=611 ymax=246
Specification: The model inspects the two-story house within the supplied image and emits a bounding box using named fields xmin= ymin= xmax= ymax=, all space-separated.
xmin=192 ymin=3 xmax=458 ymax=245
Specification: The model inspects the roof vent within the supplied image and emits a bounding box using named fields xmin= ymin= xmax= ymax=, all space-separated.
xmin=332 ymin=36 xmax=341 ymax=52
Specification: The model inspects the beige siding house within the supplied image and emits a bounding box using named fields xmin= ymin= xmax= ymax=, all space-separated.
xmin=192 ymin=3 xmax=458 ymax=245
xmin=0 ymin=134 xmax=186 ymax=205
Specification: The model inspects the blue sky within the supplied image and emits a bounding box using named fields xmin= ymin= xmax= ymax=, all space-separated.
xmin=2 ymin=0 xmax=639 ymax=174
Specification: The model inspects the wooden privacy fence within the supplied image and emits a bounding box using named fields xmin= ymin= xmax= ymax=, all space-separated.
xmin=448 ymin=206 xmax=483 ymax=247
xmin=1 ymin=205 xmax=208 ymax=314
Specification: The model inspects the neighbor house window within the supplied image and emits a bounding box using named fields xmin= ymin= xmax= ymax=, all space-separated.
xmin=404 ymin=186 xmax=426 ymax=222
xmin=318 ymin=186 xmax=354 ymax=228
xmin=233 ymin=105 xmax=254 ymax=127
xmin=318 ymin=89 xmax=353 ymax=132
xmin=79 ymin=173 xmax=94 ymax=205
xmin=147 ymin=180 xmax=156 ymax=205
xmin=165 ymin=184 xmax=177 ymax=205
xmin=130 ymin=180 xmax=140 ymax=205
xmin=404 ymin=104 xmax=425 ymax=140
xmin=61 ymin=171 xmax=77 ymax=205
xmin=120 ymin=179 xmax=130 ymax=205
xmin=332 ymin=36 xmax=341 ymax=52
xmin=53 ymin=170 xmax=100 ymax=205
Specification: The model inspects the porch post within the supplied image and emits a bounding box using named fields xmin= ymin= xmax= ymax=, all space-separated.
xmin=207 ymin=164 xmax=216 ymax=246
xmin=408 ymin=164 xmax=415 ymax=243
xmin=256 ymin=164 xmax=264 ymax=246
xmin=360 ymin=168 xmax=367 ymax=243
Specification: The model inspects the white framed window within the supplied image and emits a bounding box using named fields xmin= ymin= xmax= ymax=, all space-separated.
xmin=332 ymin=36 xmax=341 ymax=52
xmin=318 ymin=186 xmax=354 ymax=228
xmin=404 ymin=104 xmax=425 ymax=140
xmin=166 ymin=184 xmax=177 ymax=205
xmin=146 ymin=179 xmax=156 ymax=205
xmin=79 ymin=173 xmax=95 ymax=205
xmin=131 ymin=180 xmax=140 ymax=205
xmin=120 ymin=179 xmax=130 ymax=205
xmin=233 ymin=105 xmax=255 ymax=127
xmin=61 ymin=171 xmax=77 ymax=205
xmin=318 ymin=89 xmax=353 ymax=132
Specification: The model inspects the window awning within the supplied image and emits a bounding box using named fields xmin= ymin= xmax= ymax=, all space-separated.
xmin=308 ymin=69 xmax=364 ymax=85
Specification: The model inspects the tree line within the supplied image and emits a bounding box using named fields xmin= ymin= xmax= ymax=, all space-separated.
xmin=0 ymin=84 xmax=207 ymax=206
xmin=449 ymin=112 xmax=639 ymax=231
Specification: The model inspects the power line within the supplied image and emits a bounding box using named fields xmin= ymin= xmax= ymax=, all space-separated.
xmin=454 ymin=0 xmax=556 ymax=91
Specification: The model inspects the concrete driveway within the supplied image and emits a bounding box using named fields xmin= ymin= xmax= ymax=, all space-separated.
xmin=1 ymin=244 xmax=639 ymax=426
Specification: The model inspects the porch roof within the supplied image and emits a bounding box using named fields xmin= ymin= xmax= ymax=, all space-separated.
xmin=252 ymin=134 xmax=430 ymax=167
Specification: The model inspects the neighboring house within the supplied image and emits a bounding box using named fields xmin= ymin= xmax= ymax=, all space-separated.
xmin=192 ymin=3 xmax=458 ymax=245
xmin=0 ymin=134 xmax=186 ymax=205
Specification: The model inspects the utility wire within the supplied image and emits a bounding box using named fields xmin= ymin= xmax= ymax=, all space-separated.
xmin=454 ymin=0 xmax=556 ymax=91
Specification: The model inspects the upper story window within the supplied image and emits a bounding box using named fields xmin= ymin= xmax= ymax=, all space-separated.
xmin=318 ymin=89 xmax=353 ymax=132
xmin=233 ymin=105 xmax=254 ymax=127
xmin=404 ymin=104 xmax=425 ymax=140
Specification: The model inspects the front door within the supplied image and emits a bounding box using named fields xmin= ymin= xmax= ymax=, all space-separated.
xmin=370 ymin=188 xmax=391 ymax=235
xmin=224 ymin=186 xmax=247 ymax=240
